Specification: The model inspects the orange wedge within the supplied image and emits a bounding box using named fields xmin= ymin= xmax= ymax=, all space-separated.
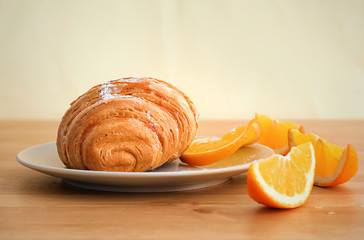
xmin=288 ymin=129 xmax=358 ymax=187
xmin=255 ymin=113 xmax=304 ymax=155
xmin=180 ymin=119 xmax=261 ymax=166
xmin=247 ymin=142 xmax=315 ymax=209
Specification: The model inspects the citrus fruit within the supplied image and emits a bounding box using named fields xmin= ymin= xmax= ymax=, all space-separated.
xmin=247 ymin=142 xmax=315 ymax=209
xmin=255 ymin=113 xmax=304 ymax=155
xmin=180 ymin=119 xmax=261 ymax=166
xmin=288 ymin=129 xmax=358 ymax=187
xmin=203 ymin=144 xmax=274 ymax=169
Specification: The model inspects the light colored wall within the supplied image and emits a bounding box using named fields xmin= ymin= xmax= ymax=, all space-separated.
xmin=1 ymin=0 xmax=363 ymax=120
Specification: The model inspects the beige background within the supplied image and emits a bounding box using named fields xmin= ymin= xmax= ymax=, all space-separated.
xmin=1 ymin=0 xmax=363 ymax=120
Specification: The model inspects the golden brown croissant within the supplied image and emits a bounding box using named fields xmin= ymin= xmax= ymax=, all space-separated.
xmin=56 ymin=77 xmax=198 ymax=172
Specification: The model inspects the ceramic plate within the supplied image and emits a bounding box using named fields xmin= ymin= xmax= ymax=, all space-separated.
xmin=17 ymin=142 xmax=273 ymax=192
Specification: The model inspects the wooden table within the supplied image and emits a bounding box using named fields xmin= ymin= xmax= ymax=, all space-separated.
xmin=1 ymin=120 xmax=363 ymax=239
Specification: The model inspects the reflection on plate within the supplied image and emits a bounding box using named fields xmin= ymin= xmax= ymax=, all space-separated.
xmin=17 ymin=142 xmax=273 ymax=192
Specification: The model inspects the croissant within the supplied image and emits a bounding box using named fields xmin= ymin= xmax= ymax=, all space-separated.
xmin=56 ymin=77 xmax=198 ymax=172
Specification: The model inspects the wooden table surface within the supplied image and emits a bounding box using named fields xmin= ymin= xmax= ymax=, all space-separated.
xmin=1 ymin=120 xmax=363 ymax=240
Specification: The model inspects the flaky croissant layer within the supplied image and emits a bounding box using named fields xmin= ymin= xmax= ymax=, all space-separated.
xmin=56 ymin=77 xmax=198 ymax=172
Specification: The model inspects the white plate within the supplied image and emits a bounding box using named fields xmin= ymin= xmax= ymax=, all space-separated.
xmin=17 ymin=142 xmax=273 ymax=192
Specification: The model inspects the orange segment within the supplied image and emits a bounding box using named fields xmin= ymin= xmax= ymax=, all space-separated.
xmin=180 ymin=119 xmax=261 ymax=166
xmin=255 ymin=113 xmax=304 ymax=155
xmin=247 ymin=142 xmax=315 ymax=209
xmin=202 ymin=144 xmax=274 ymax=169
xmin=288 ymin=129 xmax=358 ymax=187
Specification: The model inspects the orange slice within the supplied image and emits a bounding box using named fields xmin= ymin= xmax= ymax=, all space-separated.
xmin=247 ymin=142 xmax=315 ymax=209
xmin=202 ymin=144 xmax=274 ymax=169
xmin=255 ymin=113 xmax=304 ymax=155
xmin=180 ymin=119 xmax=261 ymax=166
xmin=288 ymin=129 xmax=358 ymax=187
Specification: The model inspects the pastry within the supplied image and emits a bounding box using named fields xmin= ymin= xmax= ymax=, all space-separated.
xmin=56 ymin=77 xmax=198 ymax=172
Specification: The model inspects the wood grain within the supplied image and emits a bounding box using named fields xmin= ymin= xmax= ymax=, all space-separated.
xmin=0 ymin=120 xmax=363 ymax=240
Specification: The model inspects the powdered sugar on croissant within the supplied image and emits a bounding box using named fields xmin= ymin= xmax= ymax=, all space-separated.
xmin=56 ymin=77 xmax=198 ymax=172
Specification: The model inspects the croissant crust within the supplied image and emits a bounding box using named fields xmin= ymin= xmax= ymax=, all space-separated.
xmin=56 ymin=77 xmax=198 ymax=172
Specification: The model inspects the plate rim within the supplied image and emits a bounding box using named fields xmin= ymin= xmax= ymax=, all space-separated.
xmin=16 ymin=141 xmax=260 ymax=178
